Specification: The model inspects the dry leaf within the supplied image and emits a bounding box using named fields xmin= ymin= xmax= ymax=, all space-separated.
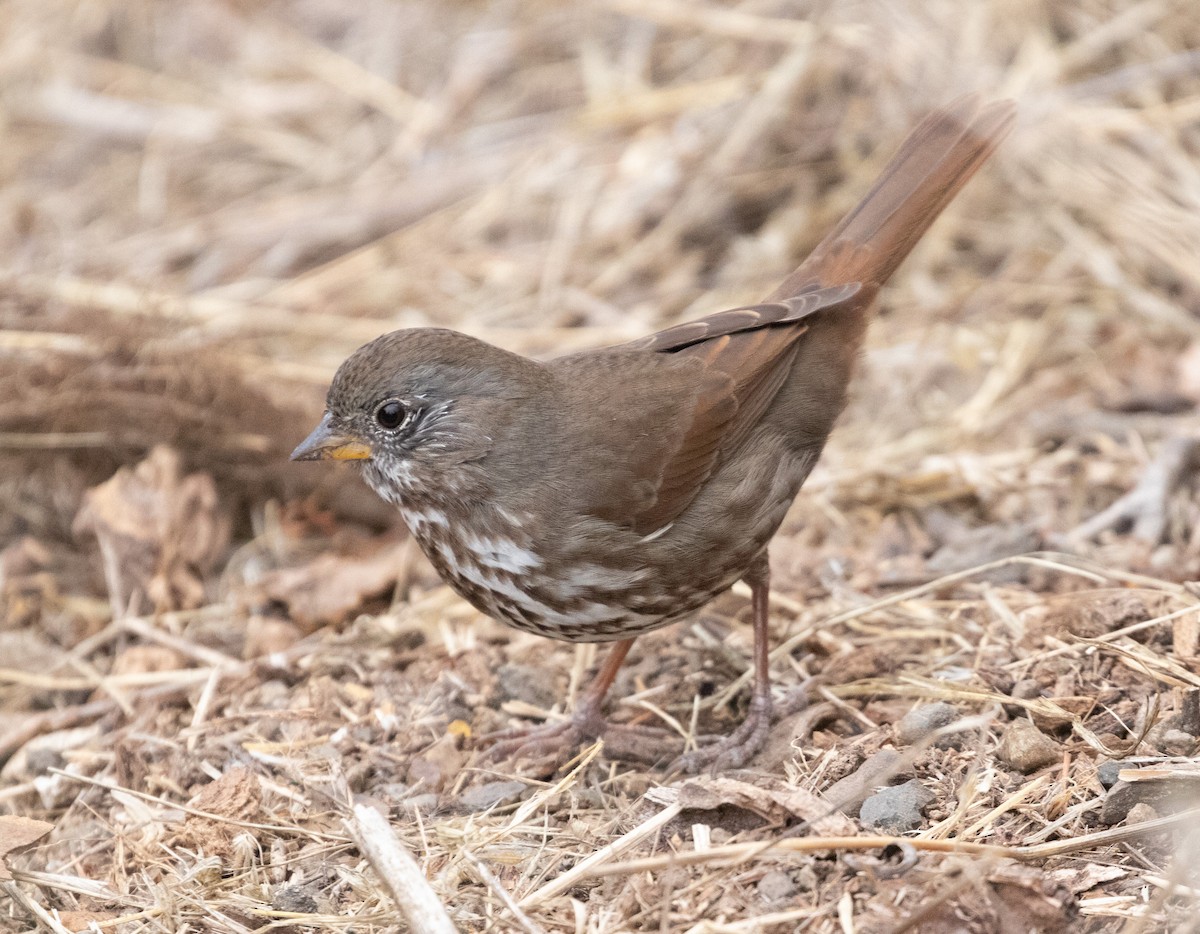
xmin=1049 ymin=863 xmax=1127 ymax=894
xmin=173 ymin=767 xmax=263 ymax=859
xmin=672 ymin=774 xmax=857 ymax=836
xmin=57 ymin=910 xmax=119 ymax=932
xmin=986 ymin=863 xmax=1078 ymax=932
xmin=246 ymin=539 xmax=408 ymax=629
xmin=406 ymin=732 xmax=465 ymax=793
xmin=0 ymin=814 xmax=53 ymax=880
xmin=73 ymin=445 xmax=230 ymax=614
xmin=190 ymin=767 xmax=262 ymax=818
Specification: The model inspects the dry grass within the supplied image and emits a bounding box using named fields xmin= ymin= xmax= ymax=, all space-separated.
xmin=2 ymin=0 xmax=1200 ymax=931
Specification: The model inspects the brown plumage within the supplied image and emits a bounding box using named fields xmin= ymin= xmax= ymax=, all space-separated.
xmin=293 ymin=95 xmax=1015 ymax=771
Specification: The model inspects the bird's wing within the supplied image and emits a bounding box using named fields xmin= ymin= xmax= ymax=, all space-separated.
xmin=553 ymin=285 xmax=866 ymax=537
xmin=565 ymin=96 xmax=1013 ymax=536
xmin=619 ymin=284 xmax=861 ymax=353
xmin=615 ymin=285 xmax=869 ymax=534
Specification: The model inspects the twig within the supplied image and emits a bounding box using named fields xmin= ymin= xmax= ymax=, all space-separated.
xmin=49 ymin=769 xmax=345 ymax=842
xmin=1070 ymin=435 xmax=1200 ymax=542
xmin=461 ymin=849 xmax=549 ymax=934
xmin=519 ymin=802 xmax=683 ymax=908
xmin=347 ymin=804 xmax=457 ymax=934
xmin=580 ymin=804 xmax=1200 ymax=879
xmin=1 ymin=881 xmax=73 ymax=934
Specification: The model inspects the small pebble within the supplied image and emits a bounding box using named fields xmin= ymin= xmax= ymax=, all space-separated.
xmin=1004 ymin=679 xmax=1043 ymax=719
xmin=1096 ymin=760 xmax=1134 ymax=788
xmin=458 ymin=780 xmax=528 ymax=812
xmin=272 ymin=885 xmax=319 ymax=914
xmin=824 ymin=749 xmax=909 ymax=817
xmin=858 ymin=780 xmax=935 ymax=833
xmin=1156 ymin=728 xmax=1197 ymax=756
xmin=1100 ymin=781 xmax=1139 ymax=825
xmin=404 ymin=793 xmax=439 ymax=815
xmin=998 ymin=718 xmax=1061 ymax=773
xmin=1124 ymin=802 xmax=1159 ymax=825
xmin=1100 ymin=779 xmax=1185 ymax=825
xmin=495 ymin=663 xmax=559 ymax=709
xmin=894 ymin=703 xmax=959 ymax=746
xmin=757 ymin=869 xmax=796 ymax=903
xmin=1010 ymin=679 xmax=1043 ymax=701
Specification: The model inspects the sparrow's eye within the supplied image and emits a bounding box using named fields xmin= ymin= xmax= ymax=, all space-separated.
xmin=375 ymin=401 xmax=408 ymax=430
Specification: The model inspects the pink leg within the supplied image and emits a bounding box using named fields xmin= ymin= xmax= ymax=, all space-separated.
xmin=673 ymin=553 xmax=779 ymax=773
xmin=481 ymin=637 xmax=637 ymax=764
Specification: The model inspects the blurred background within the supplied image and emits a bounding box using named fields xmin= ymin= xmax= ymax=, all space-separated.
xmin=3 ymin=1 xmax=1200 ymax=931
xmin=3 ymin=0 xmax=1198 ymax=567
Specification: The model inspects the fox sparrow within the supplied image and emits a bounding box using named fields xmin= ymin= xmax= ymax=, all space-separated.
xmin=293 ymin=95 xmax=1015 ymax=771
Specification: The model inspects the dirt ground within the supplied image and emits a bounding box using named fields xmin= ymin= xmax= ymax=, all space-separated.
xmin=2 ymin=1 xmax=1200 ymax=932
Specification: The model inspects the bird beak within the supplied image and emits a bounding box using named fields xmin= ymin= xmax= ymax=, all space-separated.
xmin=290 ymin=413 xmax=371 ymax=462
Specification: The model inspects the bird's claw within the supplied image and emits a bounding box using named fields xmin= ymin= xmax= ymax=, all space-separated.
xmin=670 ymin=702 xmax=773 ymax=773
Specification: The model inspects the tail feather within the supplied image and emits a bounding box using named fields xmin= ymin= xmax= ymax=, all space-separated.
xmin=766 ymin=94 xmax=1015 ymax=301
xmin=584 ymin=97 xmax=1014 ymax=535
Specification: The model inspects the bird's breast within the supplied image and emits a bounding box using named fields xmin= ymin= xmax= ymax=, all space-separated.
xmin=396 ymin=504 xmax=729 ymax=642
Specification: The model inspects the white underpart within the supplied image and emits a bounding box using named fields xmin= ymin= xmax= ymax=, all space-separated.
xmin=387 ymin=461 xmax=418 ymax=493
xmin=449 ymin=554 xmax=558 ymax=616
xmin=447 ymin=547 xmax=657 ymax=631
xmin=539 ymin=563 xmax=650 ymax=600
xmin=404 ymin=508 xmax=449 ymax=532
xmin=463 ymin=533 xmax=542 ymax=572
xmin=559 ymin=601 xmax=655 ymax=626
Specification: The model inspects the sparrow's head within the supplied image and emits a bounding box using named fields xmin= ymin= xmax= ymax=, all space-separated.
xmin=291 ymin=328 xmax=533 ymax=501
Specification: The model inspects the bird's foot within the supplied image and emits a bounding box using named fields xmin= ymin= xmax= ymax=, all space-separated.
xmin=479 ymin=704 xmax=605 ymax=767
xmin=671 ymin=691 xmax=774 ymax=774
xmin=598 ymin=722 xmax=689 ymax=764
xmin=670 ymin=679 xmax=814 ymax=774
xmin=481 ymin=708 xmax=684 ymax=768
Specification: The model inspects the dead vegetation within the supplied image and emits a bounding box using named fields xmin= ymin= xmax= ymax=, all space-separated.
xmin=2 ymin=0 xmax=1200 ymax=931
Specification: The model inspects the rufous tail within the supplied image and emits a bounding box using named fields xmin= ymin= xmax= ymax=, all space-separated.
xmin=767 ymin=94 xmax=1015 ymax=302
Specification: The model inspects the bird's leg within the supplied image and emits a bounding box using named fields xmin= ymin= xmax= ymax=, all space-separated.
xmin=481 ymin=637 xmax=638 ymax=764
xmin=673 ymin=553 xmax=779 ymax=773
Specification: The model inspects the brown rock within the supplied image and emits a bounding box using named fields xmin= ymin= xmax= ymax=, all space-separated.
xmin=1124 ymin=802 xmax=1159 ymax=825
xmin=823 ymin=749 xmax=910 ymax=816
xmin=243 ymin=616 xmax=303 ymax=658
xmin=406 ymin=733 xmax=464 ymax=793
xmin=998 ymin=718 xmax=1061 ymax=773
